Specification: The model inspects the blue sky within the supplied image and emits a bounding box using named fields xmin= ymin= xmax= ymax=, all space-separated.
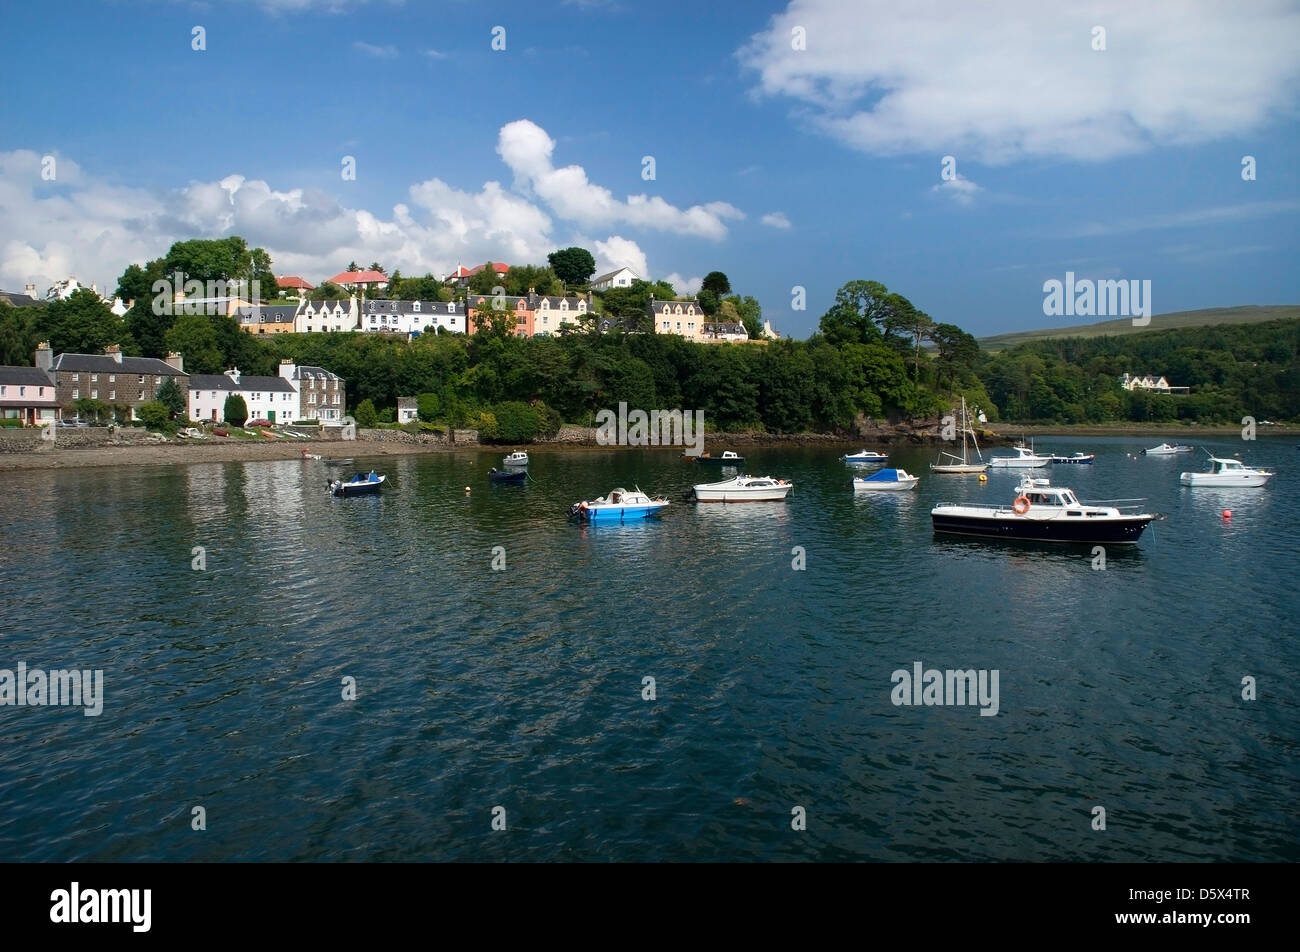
xmin=2 ymin=0 xmax=1297 ymax=338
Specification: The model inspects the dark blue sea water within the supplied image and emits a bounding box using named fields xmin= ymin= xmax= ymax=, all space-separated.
xmin=1 ymin=435 xmax=1296 ymax=861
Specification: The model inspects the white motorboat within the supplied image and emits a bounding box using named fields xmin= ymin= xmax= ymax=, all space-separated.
xmin=843 ymin=449 xmax=889 ymax=465
xmin=503 ymin=451 xmax=529 ymax=467
xmin=932 ymin=474 xmax=1156 ymax=545
xmin=853 ymin=467 xmax=919 ymax=491
xmin=1144 ymin=443 xmax=1195 ymax=456
xmin=692 ymin=475 xmax=793 ymax=502
xmin=1179 ymin=456 xmax=1273 ymax=487
xmin=931 ymin=397 xmax=988 ymax=474
xmin=988 ymin=441 xmax=1051 ymax=469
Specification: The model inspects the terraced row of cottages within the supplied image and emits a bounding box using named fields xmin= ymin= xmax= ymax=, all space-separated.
xmin=0 ymin=343 xmax=345 ymax=426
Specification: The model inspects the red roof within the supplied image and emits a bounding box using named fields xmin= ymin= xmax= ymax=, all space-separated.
xmin=466 ymin=262 xmax=510 ymax=276
xmin=277 ymin=275 xmax=314 ymax=290
xmin=325 ymin=269 xmax=388 ymax=285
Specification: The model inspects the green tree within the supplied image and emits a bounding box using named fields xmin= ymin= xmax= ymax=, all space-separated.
xmin=156 ymin=378 xmax=186 ymax=418
xmin=701 ymin=271 xmax=731 ymax=298
xmin=722 ymin=295 xmax=762 ymax=339
xmin=503 ymin=264 xmax=561 ymax=296
xmin=697 ymin=289 xmax=720 ymax=316
xmin=818 ymin=280 xmax=903 ymax=346
xmin=0 ymin=300 xmax=43 ymax=365
xmin=468 ymin=263 xmax=504 ymax=295
xmin=416 ymin=392 xmax=441 ymax=421
xmin=165 ymin=314 xmax=224 ymax=374
xmin=309 ymin=281 xmax=350 ymax=300
xmin=72 ymin=397 xmax=110 ymax=423
xmin=355 ymin=398 xmax=378 ymax=428
xmin=547 ymin=247 xmax=597 ymax=286
xmin=44 ymin=288 xmax=132 ymax=355
xmin=223 ymin=394 xmax=248 ymax=426
xmin=136 ymin=401 xmax=171 ymax=431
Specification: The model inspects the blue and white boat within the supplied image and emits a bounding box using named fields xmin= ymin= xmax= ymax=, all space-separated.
xmin=852 ymin=467 xmax=919 ymax=491
xmin=503 ymin=451 xmax=529 ymax=467
xmin=568 ymin=486 xmax=669 ymax=522
xmin=843 ymin=449 xmax=889 ymax=465
xmin=330 ymin=471 xmax=385 ymax=497
xmin=1051 ymin=453 xmax=1095 ymax=465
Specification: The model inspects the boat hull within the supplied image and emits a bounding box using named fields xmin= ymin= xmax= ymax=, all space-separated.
xmin=693 ymin=487 xmax=792 ymax=502
xmin=853 ymin=478 xmax=918 ymax=491
xmin=1051 ymin=456 xmax=1094 ymax=464
xmin=930 ymin=464 xmax=988 ymax=474
xmin=931 ymin=511 xmax=1152 ymax=544
xmin=488 ymin=468 xmax=527 ymax=484
xmin=1179 ymin=473 xmax=1271 ymax=487
xmin=577 ymin=502 xmax=668 ymax=521
xmin=988 ymin=459 xmax=1050 ymax=468
xmin=332 ymin=481 xmax=383 ymax=497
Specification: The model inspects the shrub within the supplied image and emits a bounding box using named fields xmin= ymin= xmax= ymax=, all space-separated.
xmin=0 ymin=418 xmax=23 ymax=428
xmin=291 ymin=419 xmax=321 ymax=426
xmin=137 ymin=401 xmax=172 ymax=431
xmin=355 ymin=399 xmax=378 ymax=428
xmin=223 ymin=394 xmax=248 ymax=426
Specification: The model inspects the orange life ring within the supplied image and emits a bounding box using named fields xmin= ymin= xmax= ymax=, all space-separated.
xmin=1013 ymin=495 xmax=1031 ymax=514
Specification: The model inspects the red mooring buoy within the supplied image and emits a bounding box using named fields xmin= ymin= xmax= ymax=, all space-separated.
xmin=1222 ymin=509 xmax=1232 ymax=519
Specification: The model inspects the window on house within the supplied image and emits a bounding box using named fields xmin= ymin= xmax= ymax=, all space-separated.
xmin=91 ymin=390 xmax=98 ymax=399
xmin=413 ymin=302 xmax=421 ymax=312
xmin=109 ymin=374 xmax=115 ymax=382
xmin=72 ymin=389 xmax=79 ymax=399
xmin=72 ymin=373 xmax=79 ymax=382
xmin=91 ymin=374 xmax=98 ymax=382
xmin=109 ymin=390 xmax=115 ymax=400
xmin=17 ymin=386 xmax=23 ymax=396
xmin=138 ymin=376 xmax=144 ymax=384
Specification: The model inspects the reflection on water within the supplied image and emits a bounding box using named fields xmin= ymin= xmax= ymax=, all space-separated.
xmin=0 ymin=436 xmax=1296 ymax=861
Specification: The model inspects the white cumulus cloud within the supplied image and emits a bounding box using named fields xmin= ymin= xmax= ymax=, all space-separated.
xmin=662 ymin=272 xmax=703 ymax=296
xmin=497 ymin=119 xmax=744 ymax=239
xmin=739 ymin=0 xmax=1300 ymax=163
xmin=593 ymin=236 xmax=648 ymax=279
xmin=760 ymin=211 xmax=792 ymax=228
xmin=930 ymin=175 xmax=981 ymax=206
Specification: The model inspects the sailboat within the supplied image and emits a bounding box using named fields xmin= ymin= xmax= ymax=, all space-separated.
xmin=930 ymin=397 xmax=988 ymax=474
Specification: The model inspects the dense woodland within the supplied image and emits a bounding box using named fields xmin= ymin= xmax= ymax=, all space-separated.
xmin=2 ymin=237 xmax=1296 ymax=438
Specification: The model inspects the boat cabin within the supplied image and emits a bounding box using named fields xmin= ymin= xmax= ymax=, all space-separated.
xmin=1206 ymin=457 xmax=1246 ymax=473
xmin=1021 ymin=487 xmax=1080 ymax=507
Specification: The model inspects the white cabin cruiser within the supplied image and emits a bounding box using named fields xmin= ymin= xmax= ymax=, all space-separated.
xmin=692 ymin=475 xmax=793 ymax=502
xmin=987 ymin=441 xmax=1051 ymax=469
xmin=1179 ymin=456 xmax=1273 ymax=487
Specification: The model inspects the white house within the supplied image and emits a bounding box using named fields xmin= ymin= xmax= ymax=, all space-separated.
xmin=297 ymin=297 xmax=358 ymax=333
xmin=360 ymin=299 xmax=465 ymax=335
xmin=188 ymin=369 xmax=298 ymax=424
xmin=397 ymin=396 xmax=418 ymax=423
xmin=1120 ymin=373 xmax=1189 ymax=394
xmin=45 ymin=276 xmax=129 ymax=316
xmin=590 ymin=267 xmax=639 ymax=291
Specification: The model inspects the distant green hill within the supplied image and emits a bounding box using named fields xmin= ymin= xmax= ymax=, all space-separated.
xmin=979 ymin=305 xmax=1300 ymax=352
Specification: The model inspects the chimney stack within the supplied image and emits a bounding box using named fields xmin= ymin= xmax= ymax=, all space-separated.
xmin=104 ymin=344 xmax=123 ymax=363
xmin=279 ymin=359 xmax=296 ymax=380
xmin=165 ymin=351 xmax=184 ymax=373
xmin=24 ymin=283 xmax=37 ymax=298
xmin=226 ymin=367 xmax=241 ymax=386
xmin=35 ymin=341 xmax=52 ymax=371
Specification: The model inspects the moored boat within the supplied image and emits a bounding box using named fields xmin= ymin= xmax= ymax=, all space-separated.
xmin=930 ymin=396 xmax=987 ymax=474
xmin=1144 ymin=443 xmax=1195 ymax=456
xmin=852 ymin=467 xmax=919 ymax=491
xmin=692 ymin=474 xmax=793 ymax=502
xmin=843 ymin=449 xmax=889 ymax=465
xmin=488 ymin=467 xmax=527 ymax=484
xmin=1179 ymin=455 xmax=1273 ymax=487
xmin=503 ymin=451 xmax=529 ymax=467
xmin=568 ymin=486 xmax=669 ymax=522
xmin=689 ymin=450 xmax=745 ymax=466
xmin=988 ymin=441 xmax=1051 ymax=469
xmin=330 ymin=471 xmax=385 ymax=497
xmin=931 ymin=474 xmax=1156 ymax=544
xmin=1051 ymin=453 xmax=1095 ymax=464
